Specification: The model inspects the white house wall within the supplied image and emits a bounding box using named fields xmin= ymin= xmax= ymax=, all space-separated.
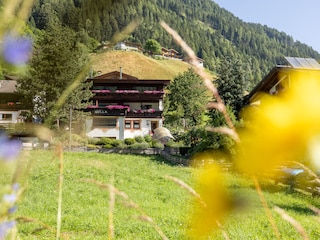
xmin=86 ymin=117 xmax=163 ymax=139
xmin=0 ymin=111 xmax=20 ymax=124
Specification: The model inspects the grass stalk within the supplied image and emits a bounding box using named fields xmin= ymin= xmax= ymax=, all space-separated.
xmin=108 ymin=175 xmax=115 ymax=240
xmin=56 ymin=145 xmax=64 ymax=240
xmin=253 ymin=176 xmax=281 ymax=240
xmin=274 ymin=206 xmax=309 ymax=240
xmin=82 ymin=178 xmax=169 ymax=240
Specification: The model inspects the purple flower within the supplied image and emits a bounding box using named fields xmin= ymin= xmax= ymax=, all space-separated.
xmin=3 ymin=194 xmax=17 ymax=204
xmin=0 ymin=134 xmax=22 ymax=161
xmin=8 ymin=206 xmax=17 ymax=214
xmin=0 ymin=221 xmax=16 ymax=239
xmin=2 ymin=32 xmax=32 ymax=66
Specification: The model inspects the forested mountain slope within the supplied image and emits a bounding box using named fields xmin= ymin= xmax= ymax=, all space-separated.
xmin=90 ymin=50 xmax=192 ymax=80
xmin=29 ymin=0 xmax=320 ymax=90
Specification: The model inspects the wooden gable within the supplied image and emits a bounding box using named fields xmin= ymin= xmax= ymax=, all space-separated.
xmin=94 ymin=71 xmax=138 ymax=80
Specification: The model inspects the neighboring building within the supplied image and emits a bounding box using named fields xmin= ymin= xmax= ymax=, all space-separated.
xmin=161 ymin=47 xmax=182 ymax=59
xmin=85 ymin=70 xmax=170 ymax=139
xmin=114 ymin=41 xmax=144 ymax=52
xmin=0 ymin=78 xmax=28 ymax=127
xmin=183 ymin=57 xmax=204 ymax=68
xmin=244 ymin=57 xmax=320 ymax=106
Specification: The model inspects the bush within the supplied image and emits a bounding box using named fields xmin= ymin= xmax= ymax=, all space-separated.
xmin=134 ymin=136 xmax=144 ymax=143
xmin=86 ymin=144 xmax=100 ymax=149
xmin=87 ymin=138 xmax=99 ymax=145
xmin=124 ymin=138 xmax=135 ymax=145
xmin=103 ymin=144 xmax=113 ymax=149
xmin=151 ymin=140 xmax=164 ymax=149
xmin=130 ymin=142 xmax=150 ymax=149
xmin=96 ymin=137 xmax=113 ymax=145
xmin=144 ymin=135 xmax=152 ymax=143
xmin=112 ymin=139 xmax=123 ymax=147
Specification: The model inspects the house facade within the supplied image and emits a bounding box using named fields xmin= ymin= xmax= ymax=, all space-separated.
xmin=85 ymin=70 xmax=170 ymax=139
xmin=0 ymin=79 xmax=28 ymax=127
xmin=161 ymin=47 xmax=182 ymax=59
xmin=183 ymin=57 xmax=204 ymax=68
xmin=114 ymin=41 xmax=144 ymax=52
xmin=244 ymin=57 xmax=320 ymax=106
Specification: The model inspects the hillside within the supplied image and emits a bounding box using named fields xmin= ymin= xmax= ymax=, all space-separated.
xmin=30 ymin=0 xmax=320 ymax=89
xmin=90 ymin=50 xmax=201 ymax=80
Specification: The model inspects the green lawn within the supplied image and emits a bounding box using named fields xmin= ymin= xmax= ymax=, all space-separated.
xmin=4 ymin=151 xmax=320 ymax=239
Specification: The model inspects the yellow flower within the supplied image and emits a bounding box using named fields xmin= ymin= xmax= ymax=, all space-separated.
xmin=235 ymin=70 xmax=320 ymax=175
xmin=189 ymin=152 xmax=232 ymax=238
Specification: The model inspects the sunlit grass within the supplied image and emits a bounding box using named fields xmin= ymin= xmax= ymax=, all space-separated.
xmin=5 ymin=151 xmax=319 ymax=239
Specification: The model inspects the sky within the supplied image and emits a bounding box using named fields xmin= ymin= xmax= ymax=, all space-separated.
xmin=213 ymin=0 xmax=320 ymax=53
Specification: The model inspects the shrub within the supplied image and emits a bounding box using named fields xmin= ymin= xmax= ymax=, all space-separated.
xmin=87 ymin=137 xmax=99 ymax=145
xmin=103 ymin=144 xmax=113 ymax=149
xmin=117 ymin=143 xmax=127 ymax=149
xmin=144 ymin=135 xmax=152 ymax=143
xmin=86 ymin=144 xmax=100 ymax=149
xmin=151 ymin=140 xmax=164 ymax=149
xmin=96 ymin=137 xmax=113 ymax=145
xmin=112 ymin=139 xmax=123 ymax=147
xmin=130 ymin=142 xmax=150 ymax=149
xmin=124 ymin=138 xmax=135 ymax=145
xmin=134 ymin=136 xmax=144 ymax=143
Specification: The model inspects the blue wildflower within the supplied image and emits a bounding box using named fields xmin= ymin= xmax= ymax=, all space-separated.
xmin=3 ymin=194 xmax=17 ymax=204
xmin=7 ymin=206 xmax=17 ymax=214
xmin=0 ymin=221 xmax=16 ymax=239
xmin=0 ymin=134 xmax=22 ymax=161
xmin=11 ymin=183 xmax=19 ymax=192
xmin=2 ymin=32 xmax=32 ymax=66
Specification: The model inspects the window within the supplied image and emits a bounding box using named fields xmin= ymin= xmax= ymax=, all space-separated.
xmin=141 ymin=104 xmax=152 ymax=110
xmin=133 ymin=120 xmax=140 ymax=129
xmin=1 ymin=114 xmax=12 ymax=120
xmin=93 ymin=118 xmax=116 ymax=128
xmin=125 ymin=120 xmax=131 ymax=129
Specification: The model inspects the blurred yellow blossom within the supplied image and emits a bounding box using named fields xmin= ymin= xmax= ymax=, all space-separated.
xmin=189 ymin=152 xmax=232 ymax=238
xmin=235 ymin=70 xmax=320 ymax=175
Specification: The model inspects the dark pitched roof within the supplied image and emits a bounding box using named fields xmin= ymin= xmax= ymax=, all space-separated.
xmin=0 ymin=80 xmax=17 ymax=93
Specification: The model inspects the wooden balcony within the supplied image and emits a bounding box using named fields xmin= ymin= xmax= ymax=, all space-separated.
xmin=87 ymin=107 xmax=162 ymax=118
xmin=0 ymin=103 xmax=27 ymax=110
xmin=89 ymin=108 xmax=127 ymax=116
xmin=92 ymin=91 xmax=164 ymax=101
xmin=126 ymin=110 xmax=162 ymax=118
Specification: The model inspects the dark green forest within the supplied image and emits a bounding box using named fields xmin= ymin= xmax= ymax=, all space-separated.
xmin=29 ymin=0 xmax=320 ymax=89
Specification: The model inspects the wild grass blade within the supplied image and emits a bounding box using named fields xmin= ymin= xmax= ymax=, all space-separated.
xmin=274 ymin=206 xmax=309 ymax=240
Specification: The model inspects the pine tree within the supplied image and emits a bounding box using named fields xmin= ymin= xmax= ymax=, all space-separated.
xmin=17 ymin=24 xmax=93 ymax=127
xmin=215 ymin=56 xmax=246 ymax=115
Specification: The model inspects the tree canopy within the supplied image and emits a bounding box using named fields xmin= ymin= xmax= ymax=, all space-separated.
xmin=17 ymin=24 xmax=93 ymax=127
xmin=164 ymin=68 xmax=210 ymax=129
xmin=144 ymin=39 xmax=162 ymax=55
xmin=215 ymin=56 xmax=246 ymax=115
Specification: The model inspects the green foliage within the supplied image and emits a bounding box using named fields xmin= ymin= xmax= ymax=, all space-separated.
xmin=111 ymin=139 xmax=124 ymax=147
xmin=103 ymin=143 xmax=113 ymax=149
xmin=96 ymin=137 xmax=113 ymax=145
xmin=151 ymin=140 xmax=164 ymax=149
xmin=215 ymin=56 xmax=246 ymax=115
xmin=14 ymin=151 xmax=320 ymax=239
xmin=17 ymin=24 xmax=93 ymax=127
xmin=124 ymin=138 xmax=135 ymax=145
xmin=130 ymin=142 xmax=150 ymax=149
xmin=144 ymin=39 xmax=162 ymax=55
xmin=28 ymin=0 xmax=320 ymax=90
xmin=134 ymin=135 xmax=144 ymax=143
xmin=165 ymin=68 xmax=210 ymax=129
xmin=144 ymin=135 xmax=152 ymax=142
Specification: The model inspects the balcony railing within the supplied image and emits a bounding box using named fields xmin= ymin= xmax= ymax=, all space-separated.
xmin=87 ymin=106 xmax=162 ymax=118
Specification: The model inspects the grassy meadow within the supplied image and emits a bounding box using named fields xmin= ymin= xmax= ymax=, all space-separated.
xmin=4 ymin=151 xmax=320 ymax=239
